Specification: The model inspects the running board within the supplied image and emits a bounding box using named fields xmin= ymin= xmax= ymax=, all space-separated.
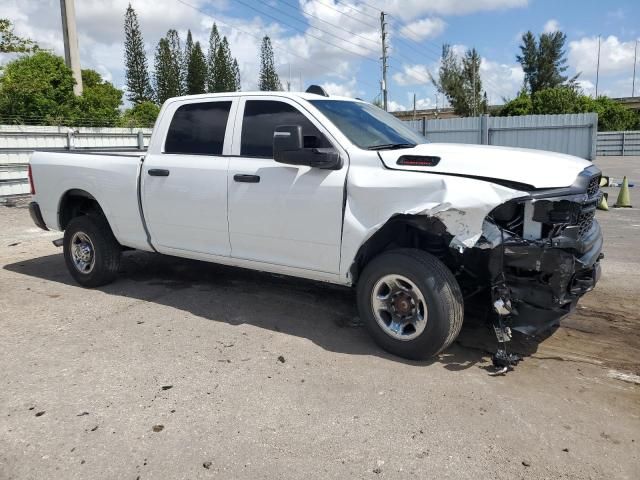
xmin=52 ymin=238 xmax=63 ymax=247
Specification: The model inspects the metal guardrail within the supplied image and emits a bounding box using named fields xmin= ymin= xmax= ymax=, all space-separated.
xmin=1 ymin=127 xmax=152 ymax=197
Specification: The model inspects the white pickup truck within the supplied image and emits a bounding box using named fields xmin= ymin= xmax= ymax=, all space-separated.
xmin=28 ymin=88 xmax=603 ymax=362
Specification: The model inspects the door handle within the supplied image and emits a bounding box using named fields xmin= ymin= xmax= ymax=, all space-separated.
xmin=233 ymin=174 xmax=260 ymax=183
xmin=148 ymin=169 xmax=170 ymax=177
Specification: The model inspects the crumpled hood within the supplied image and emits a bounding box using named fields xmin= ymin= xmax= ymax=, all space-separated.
xmin=378 ymin=143 xmax=593 ymax=189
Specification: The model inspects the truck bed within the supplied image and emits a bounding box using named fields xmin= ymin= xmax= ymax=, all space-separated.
xmin=29 ymin=151 xmax=151 ymax=251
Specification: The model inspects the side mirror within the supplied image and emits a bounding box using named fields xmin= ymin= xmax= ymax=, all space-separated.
xmin=273 ymin=125 xmax=342 ymax=170
xmin=273 ymin=125 xmax=303 ymax=154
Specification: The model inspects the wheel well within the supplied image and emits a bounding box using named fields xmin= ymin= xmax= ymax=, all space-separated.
xmin=349 ymin=215 xmax=454 ymax=284
xmin=58 ymin=189 xmax=105 ymax=230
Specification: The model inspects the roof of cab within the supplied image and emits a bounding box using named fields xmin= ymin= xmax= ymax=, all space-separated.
xmin=166 ymin=91 xmax=363 ymax=103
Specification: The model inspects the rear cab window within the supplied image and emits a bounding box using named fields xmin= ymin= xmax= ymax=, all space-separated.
xmin=240 ymin=100 xmax=331 ymax=158
xmin=164 ymin=101 xmax=232 ymax=155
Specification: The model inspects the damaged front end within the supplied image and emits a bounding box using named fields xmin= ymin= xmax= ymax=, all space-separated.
xmin=474 ymin=165 xmax=604 ymax=340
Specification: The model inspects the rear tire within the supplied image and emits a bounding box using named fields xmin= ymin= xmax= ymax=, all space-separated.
xmin=356 ymin=249 xmax=464 ymax=360
xmin=63 ymin=215 xmax=121 ymax=288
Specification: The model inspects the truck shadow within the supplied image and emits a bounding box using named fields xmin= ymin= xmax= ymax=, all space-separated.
xmin=4 ymin=251 xmax=543 ymax=371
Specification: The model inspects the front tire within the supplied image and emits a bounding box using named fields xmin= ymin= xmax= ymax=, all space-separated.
xmin=356 ymin=249 xmax=464 ymax=360
xmin=63 ymin=215 xmax=121 ymax=288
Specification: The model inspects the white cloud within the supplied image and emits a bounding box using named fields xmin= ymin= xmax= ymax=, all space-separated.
xmin=569 ymin=35 xmax=638 ymax=76
xmin=576 ymin=79 xmax=595 ymax=96
xmin=388 ymin=100 xmax=407 ymax=112
xmin=320 ymin=78 xmax=359 ymax=97
xmin=388 ymin=94 xmax=436 ymax=113
xmin=0 ymin=0 xmax=382 ymax=93
xmin=543 ymin=19 xmax=560 ymax=34
xmin=479 ymin=58 xmax=524 ymax=103
xmin=392 ymin=64 xmax=433 ymax=86
xmin=356 ymin=0 xmax=528 ymax=20
xmin=400 ymin=18 xmax=446 ymax=42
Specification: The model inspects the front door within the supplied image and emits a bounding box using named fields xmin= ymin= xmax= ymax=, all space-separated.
xmin=142 ymin=98 xmax=236 ymax=256
xmin=227 ymin=97 xmax=347 ymax=273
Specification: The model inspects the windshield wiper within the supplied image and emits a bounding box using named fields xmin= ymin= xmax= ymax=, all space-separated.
xmin=367 ymin=143 xmax=416 ymax=150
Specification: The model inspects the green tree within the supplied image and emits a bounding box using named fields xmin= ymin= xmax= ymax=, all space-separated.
xmin=0 ymin=52 xmax=123 ymax=126
xmin=123 ymin=4 xmax=153 ymax=104
xmin=461 ymin=48 xmax=487 ymax=116
xmin=258 ymin=36 xmax=281 ymax=91
xmin=0 ymin=51 xmax=76 ymax=123
xmin=154 ymin=32 xmax=182 ymax=104
xmin=183 ymin=30 xmax=193 ymax=93
xmin=433 ymin=44 xmax=487 ymax=116
xmin=166 ymin=29 xmax=184 ymax=95
xmin=73 ymin=69 xmax=123 ymax=126
xmin=211 ymin=37 xmax=238 ymax=92
xmin=232 ymin=58 xmax=241 ymax=91
xmin=579 ymin=96 xmax=640 ymax=131
xmin=206 ymin=23 xmax=221 ymax=93
xmin=0 ymin=18 xmax=38 ymax=53
xmin=76 ymin=71 xmax=122 ymax=126
xmin=186 ymin=41 xmax=207 ymax=95
xmin=516 ymin=30 xmax=574 ymax=94
xmin=119 ymin=100 xmax=160 ymax=128
xmin=498 ymin=90 xmax=533 ymax=116
xmin=516 ymin=32 xmax=538 ymax=95
xmin=531 ymin=86 xmax=581 ymax=114
xmin=498 ymin=86 xmax=639 ymax=131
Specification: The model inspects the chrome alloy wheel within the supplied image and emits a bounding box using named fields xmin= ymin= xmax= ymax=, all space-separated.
xmin=370 ymin=274 xmax=428 ymax=341
xmin=70 ymin=231 xmax=96 ymax=274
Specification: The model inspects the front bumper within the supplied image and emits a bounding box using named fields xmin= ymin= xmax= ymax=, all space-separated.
xmin=491 ymin=218 xmax=603 ymax=335
xmin=29 ymin=201 xmax=48 ymax=231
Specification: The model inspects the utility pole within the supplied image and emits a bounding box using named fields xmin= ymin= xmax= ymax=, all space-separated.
xmin=412 ymin=93 xmax=416 ymax=120
xmin=595 ymin=35 xmax=601 ymax=98
xmin=287 ymin=64 xmax=291 ymax=92
xmin=60 ymin=0 xmax=83 ymax=96
xmin=380 ymin=11 xmax=388 ymax=111
xmin=633 ymin=39 xmax=638 ymax=97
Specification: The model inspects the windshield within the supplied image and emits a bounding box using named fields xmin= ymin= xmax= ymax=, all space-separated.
xmin=309 ymin=100 xmax=425 ymax=150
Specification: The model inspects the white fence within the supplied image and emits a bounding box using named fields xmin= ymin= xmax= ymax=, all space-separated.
xmin=596 ymin=131 xmax=640 ymax=156
xmin=404 ymin=113 xmax=598 ymax=160
xmin=0 ymin=125 xmax=152 ymax=197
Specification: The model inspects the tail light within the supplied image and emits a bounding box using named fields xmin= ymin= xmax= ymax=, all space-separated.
xmin=28 ymin=164 xmax=35 ymax=194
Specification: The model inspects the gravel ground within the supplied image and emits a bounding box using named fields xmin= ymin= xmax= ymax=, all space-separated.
xmin=1 ymin=176 xmax=639 ymax=479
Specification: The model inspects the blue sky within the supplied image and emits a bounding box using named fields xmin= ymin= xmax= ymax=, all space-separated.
xmin=2 ymin=0 xmax=639 ymax=111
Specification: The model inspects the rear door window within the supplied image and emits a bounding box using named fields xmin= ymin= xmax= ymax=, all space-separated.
xmin=165 ymin=101 xmax=232 ymax=155
xmin=240 ymin=100 xmax=330 ymax=158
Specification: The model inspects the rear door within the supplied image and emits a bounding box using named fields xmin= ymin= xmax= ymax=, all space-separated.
xmin=142 ymin=97 xmax=236 ymax=256
xmin=227 ymin=97 xmax=347 ymax=273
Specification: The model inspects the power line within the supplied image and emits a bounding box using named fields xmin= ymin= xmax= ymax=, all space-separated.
xmin=174 ymin=0 xmax=381 ymax=91
xmin=278 ymin=0 xmax=379 ymax=48
xmin=387 ymin=14 xmax=444 ymax=58
xmin=336 ymin=0 xmax=381 ymax=20
xmin=231 ymin=0 xmax=380 ymax=64
xmin=316 ymin=0 xmax=378 ymax=30
xmin=232 ymin=0 xmax=455 ymax=98
xmin=278 ymin=0 xmax=449 ymax=77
